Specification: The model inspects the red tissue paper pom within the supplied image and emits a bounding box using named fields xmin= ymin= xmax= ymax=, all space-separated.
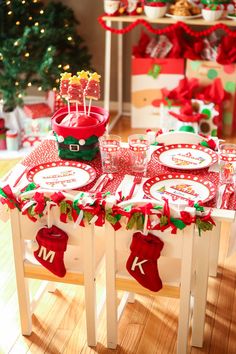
xmin=217 ymin=36 xmax=236 ymax=65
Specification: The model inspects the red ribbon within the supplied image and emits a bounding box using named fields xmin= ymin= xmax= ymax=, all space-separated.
xmin=198 ymin=211 xmax=216 ymax=226
xmin=60 ymin=200 xmax=78 ymax=223
xmin=34 ymin=192 xmax=47 ymax=214
xmin=51 ymin=191 xmax=65 ymax=204
xmin=0 ymin=185 xmax=19 ymax=210
xmin=180 ymin=211 xmax=196 ymax=225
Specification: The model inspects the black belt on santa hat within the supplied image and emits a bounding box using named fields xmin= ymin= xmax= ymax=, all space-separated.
xmin=58 ymin=142 xmax=98 ymax=152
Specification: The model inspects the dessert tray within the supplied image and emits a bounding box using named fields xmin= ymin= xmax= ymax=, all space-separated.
xmin=153 ymin=144 xmax=218 ymax=170
xmin=27 ymin=161 xmax=96 ymax=190
xmin=143 ymin=173 xmax=216 ymax=205
xmin=166 ymin=13 xmax=202 ymax=20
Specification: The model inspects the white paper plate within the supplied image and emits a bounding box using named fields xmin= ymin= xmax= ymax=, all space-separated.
xmin=153 ymin=143 xmax=218 ymax=170
xmin=27 ymin=161 xmax=96 ymax=190
xmin=143 ymin=173 xmax=216 ymax=205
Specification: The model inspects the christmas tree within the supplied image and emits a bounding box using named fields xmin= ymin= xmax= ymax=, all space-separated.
xmin=0 ymin=0 xmax=92 ymax=112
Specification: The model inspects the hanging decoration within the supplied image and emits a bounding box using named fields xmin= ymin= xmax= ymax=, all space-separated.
xmin=0 ymin=184 xmax=216 ymax=236
xmin=98 ymin=15 xmax=236 ymax=38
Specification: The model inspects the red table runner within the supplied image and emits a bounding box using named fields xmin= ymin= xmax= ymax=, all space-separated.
xmin=22 ymin=139 xmax=234 ymax=210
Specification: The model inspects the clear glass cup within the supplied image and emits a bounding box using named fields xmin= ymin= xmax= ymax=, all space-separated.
xmin=99 ymin=134 xmax=121 ymax=173
xmin=128 ymin=134 xmax=150 ymax=174
xmin=218 ymin=143 xmax=236 ymax=185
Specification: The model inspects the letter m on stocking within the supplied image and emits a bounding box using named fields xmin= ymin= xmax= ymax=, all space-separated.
xmin=38 ymin=246 xmax=55 ymax=263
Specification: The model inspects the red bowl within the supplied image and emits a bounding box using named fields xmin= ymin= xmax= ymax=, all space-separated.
xmin=51 ymin=105 xmax=109 ymax=140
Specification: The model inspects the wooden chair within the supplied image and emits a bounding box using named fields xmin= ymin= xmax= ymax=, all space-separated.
xmin=154 ymin=130 xmax=221 ymax=278
xmin=9 ymin=189 xmax=105 ymax=346
xmin=105 ymin=198 xmax=197 ymax=354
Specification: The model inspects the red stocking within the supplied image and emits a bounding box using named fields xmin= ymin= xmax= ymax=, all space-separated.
xmin=126 ymin=232 xmax=164 ymax=292
xmin=34 ymin=225 xmax=68 ymax=277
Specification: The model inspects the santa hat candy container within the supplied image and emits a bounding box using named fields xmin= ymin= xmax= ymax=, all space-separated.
xmin=52 ymin=71 xmax=109 ymax=161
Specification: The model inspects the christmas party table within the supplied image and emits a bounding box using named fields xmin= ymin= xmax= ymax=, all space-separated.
xmin=1 ymin=135 xmax=236 ymax=350
xmin=5 ymin=135 xmax=235 ymax=273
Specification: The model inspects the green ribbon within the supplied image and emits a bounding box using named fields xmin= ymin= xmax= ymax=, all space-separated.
xmin=24 ymin=182 xmax=37 ymax=192
xmin=84 ymin=211 xmax=94 ymax=223
xmin=200 ymin=141 xmax=209 ymax=148
xmin=127 ymin=212 xmax=144 ymax=230
xmin=105 ymin=208 xmax=119 ymax=225
xmin=194 ymin=203 xmax=204 ymax=212
xmin=0 ymin=188 xmax=7 ymax=199
xmin=196 ymin=218 xmax=214 ymax=236
xmin=73 ymin=201 xmax=81 ymax=215
xmin=164 ymin=98 xmax=173 ymax=109
xmin=170 ymin=217 xmax=186 ymax=230
xmin=160 ymin=215 xmax=168 ymax=227
xmin=60 ymin=200 xmax=68 ymax=215
xmin=148 ymin=64 xmax=161 ymax=79
xmin=59 ymin=201 xmax=72 ymax=221
xmin=124 ymin=204 xmax=132 ymax=212
xmin=153 ymin=205 xmax=163 ymax=211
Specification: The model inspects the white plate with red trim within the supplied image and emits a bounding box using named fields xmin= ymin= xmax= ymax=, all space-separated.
xmin=27 ymin=161 xmax=96 ymax=190
xmin=143 ymin=173 xmax=216 ymax=205
xmin=153 ymin=144 xmax=218 ymax=170
xmin=166 ymin=13 xmax=202 ymax=21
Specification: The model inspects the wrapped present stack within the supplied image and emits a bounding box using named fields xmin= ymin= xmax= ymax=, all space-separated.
xmin=130 ymin=25 xmax=236 ymax=136
xmin=52 ymin=70 xmax=109 ymax=161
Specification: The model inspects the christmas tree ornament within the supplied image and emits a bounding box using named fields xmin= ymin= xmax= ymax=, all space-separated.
xmin=34 ymin=225 xmax=68 ymax=277
xmin=126 ymin=231 xmax=164 ymax=292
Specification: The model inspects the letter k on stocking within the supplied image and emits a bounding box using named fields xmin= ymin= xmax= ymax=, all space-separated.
xmin=126 ymin=232 xmax=164 ymax=292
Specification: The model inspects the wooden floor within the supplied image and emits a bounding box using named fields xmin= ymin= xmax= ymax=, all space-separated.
xmin=0 ymin=116 xmax=236 ymax=353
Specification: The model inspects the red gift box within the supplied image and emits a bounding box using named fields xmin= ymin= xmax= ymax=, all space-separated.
xmin=24 ymin=103 xmax=52 ymax=119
